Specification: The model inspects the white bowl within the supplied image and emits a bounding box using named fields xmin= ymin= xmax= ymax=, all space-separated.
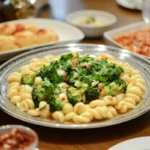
xmin=0 ymin=125 xmax=38 ymax=150
xmin=66 ymin=10 xmax=117 ymax=38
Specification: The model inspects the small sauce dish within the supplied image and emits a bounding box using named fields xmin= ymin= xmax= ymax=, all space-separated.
xmin=0 ymin=125 xmax=38 ymax=150
xmin=66 ymin=10 xmax=117 ymax=38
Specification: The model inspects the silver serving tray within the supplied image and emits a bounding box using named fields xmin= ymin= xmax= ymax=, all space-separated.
xmin=0 ymin=43 xmax=150 ymax=129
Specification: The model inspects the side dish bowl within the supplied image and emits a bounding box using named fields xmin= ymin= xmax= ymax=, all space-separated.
xmin=66 ymin=10 xmax=117 ymax=38
xmin=0 ymin=125 xmax=38 ymax=150
xmin=116 ymin=0 xmax=143 ymax=10
xmin=104 ymin=21 xmax=150 ymax=59
xmin=0 ymin=43 xmax=150 ymax=129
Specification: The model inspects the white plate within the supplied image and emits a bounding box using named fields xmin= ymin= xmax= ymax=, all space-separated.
xmin=0 ymin=18 xmax=84 ymax=61
xmin=116 ymin=0 xmax=143 ymax=10
xmin=103 ymin=21 xmax=150 ymax=58
xmin=108 ymin=136 xmax=150 ymax=150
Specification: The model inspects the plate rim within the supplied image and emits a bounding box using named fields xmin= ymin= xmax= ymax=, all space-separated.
xmin=0 ymin=43 xmax=150 ymax=129
xmin=108 ymin=136 xmax=150 ymax=150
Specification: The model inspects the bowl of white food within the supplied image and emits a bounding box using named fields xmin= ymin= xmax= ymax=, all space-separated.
xmin=66 ymin=10 xmax=117 ymax=38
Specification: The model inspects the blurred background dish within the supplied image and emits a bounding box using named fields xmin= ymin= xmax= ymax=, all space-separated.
xmin=49 ymin=0 xmax=84 ymax=20
xmin=0 ymin=18 xmax=84 ymax=61
xmin=0 ymin=125 xmax=38 ymax=150
xmin=108 ymin=136 xmax=150 ymax=150
xmin=0 ymin=22 xmax=59 ymax=52
xmin=142 ymin=0 xmax=150 ymax=23
xmin=104 ymin=21 xmax=150 ymax=59
xmin=116 ymin=0 xmax=143 ymax=10
xmin=66 ymin=10 xmax=117 ymax=38
xmin=1 ymin=0 xmax=37 ymax=21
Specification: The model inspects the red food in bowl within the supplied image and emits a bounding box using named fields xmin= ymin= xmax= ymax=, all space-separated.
xmin=0 ymin=128 xmax=36 ymax=150
xmin=113 ymin=28 xmax=150 ymax=57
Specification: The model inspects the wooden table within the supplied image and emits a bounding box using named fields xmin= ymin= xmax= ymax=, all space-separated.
xmin=1 ymin=0 xmax=150 ymax=150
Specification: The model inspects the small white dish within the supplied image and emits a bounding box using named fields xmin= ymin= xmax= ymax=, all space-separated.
xmin=66 ymin=10 xmax=117 ymax=38
xmin=108 ymin=136 xmax=150 ymax=150
xmin=0 ymin=18 xmax=84 ymax=61
xmin=0 ymin=125 xmax=38 ymax=150
xmin=104 ymin=21 xmax=150 ymax=58
xmin=116 ymin=0 xmax=143 ymax=10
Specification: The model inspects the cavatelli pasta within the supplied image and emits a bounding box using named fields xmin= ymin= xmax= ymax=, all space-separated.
xmin=8 ymin=72 xmax=22 ymax=83
xmin=7 ymin=52 xmax=146 ymax=123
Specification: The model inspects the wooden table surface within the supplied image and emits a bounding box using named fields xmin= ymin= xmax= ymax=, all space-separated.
xmin=1 ymin=0 xmax=150 ymax=150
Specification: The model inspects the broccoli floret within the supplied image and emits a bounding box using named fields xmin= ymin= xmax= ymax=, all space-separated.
xmin=32 ymin=79 xmax=60 ymax=107
xmin=48 ymin=96 xmax=64 ymax=112
xmin=40 ymin=78 xmax=53 ymax=88
xmin=80 ymin=72 xmax=107 ymax=85
xmin=108 ymin=66 xmax=124 ymax=81
xmin=104 ymin=79 xmax=127 ymax=96
xmin=37 ymin=60 xmax=59 ymax=79
xmin=67 ymin=87 xmax=87 ymax=105
xmin=32 ymin=85 xmax=47 ymax=108
xmin=86 ymin=66 xmax=93 ymax=74
xmin=61 ymin=62 xmax=72 ymax=72
xmin=60 ymin=53 xmax=73 ymax=64
xmin=38 ymin=61 xmax=65 ymax=84
xmin=41 ymin=78 xmax=61 ymax=94
xmin=78 ymin=55 xmax=94 ymax=63
xmin=99 ymin=63 xmax=124 ymax=82
xmin=85 ymin=87 xmax=100 ymax=101
xmin=90 ymin=59 xmax=124 ymax=82
xmin=21 ymin=74 xmax=36 ymax=86
xmin=36 ymin=65 xmax=47 ymax=79
xmin=74 ymin=67 xmax=84 ymax=74
xmin=52 ymin=72 xmax=65 ymax=84
xmin=67 ymin=71 xmax=76 ymax=83
xmin=49 ymin=60 xmax=60 ymax=72
xmin=91 ymin=61 xmax=102 ymax=71
xmin=59 ymin=54 xmax=73 ymax=72
xmin=80 ymin=75 xmax=93 ymax=84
